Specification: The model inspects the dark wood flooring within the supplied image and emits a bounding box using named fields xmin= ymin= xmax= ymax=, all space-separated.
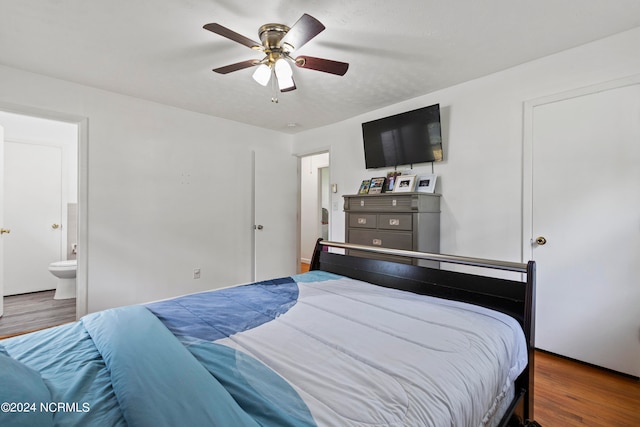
xmin=0 ymin=290 xmax=76 ymax=339
xmin=534 ymin=350 xmax=640 ymax=426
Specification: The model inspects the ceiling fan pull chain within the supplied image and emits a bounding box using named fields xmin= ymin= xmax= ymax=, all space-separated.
xmin=271 ymin=70 xmax=279 ymax=103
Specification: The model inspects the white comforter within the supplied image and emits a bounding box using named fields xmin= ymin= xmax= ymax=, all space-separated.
xmin=218 ymin=275 xmax=527 ymax=427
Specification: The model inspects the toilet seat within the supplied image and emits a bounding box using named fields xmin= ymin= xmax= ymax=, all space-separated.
xmin=48 ymin=260 xmax=77 ymax=280
xmin=49 ymin=260 xmax=77 ymax=270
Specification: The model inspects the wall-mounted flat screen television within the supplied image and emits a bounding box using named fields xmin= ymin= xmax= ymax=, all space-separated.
xmin=362 ymin=104 xmax=442 ymax=169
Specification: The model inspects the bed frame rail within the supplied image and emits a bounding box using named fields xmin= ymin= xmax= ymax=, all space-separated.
xmin=313 ymin=240 xmax=529 ymax=272
xmin=309 ymin=239 xmax=536 ymax=426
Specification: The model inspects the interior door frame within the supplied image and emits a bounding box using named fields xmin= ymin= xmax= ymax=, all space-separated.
xmin=522 ymin=74 xmax=640 ymax=259
xmin=296 ymin=148 xmax=332 ymax=272
xmin=318 ymin=165 xmax=330 ymax=241
xmin=0 ymin=102 xmax=89 ymax=319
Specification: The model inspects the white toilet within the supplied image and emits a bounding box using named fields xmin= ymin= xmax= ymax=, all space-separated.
xmin=48 ymin=260 xmax=77 ymax=300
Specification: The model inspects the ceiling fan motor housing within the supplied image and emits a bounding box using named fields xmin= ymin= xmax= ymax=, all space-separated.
xmin=258 ymin=24 xmax=291 ymax=51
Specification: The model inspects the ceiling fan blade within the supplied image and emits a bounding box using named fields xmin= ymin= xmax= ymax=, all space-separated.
xmin=212 ymin=59 xmax=259 ymax=74
xmin=203 ymin=23 xmax=262 ymax=50
xmin=280 ymin=14 xmax=325 ymax=50
xmin=295 ymin=56 xmax=349 ymax=76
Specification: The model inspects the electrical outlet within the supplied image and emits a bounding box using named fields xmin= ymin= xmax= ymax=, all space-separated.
xmin=193 ymin=268 xmax=201 ymax=279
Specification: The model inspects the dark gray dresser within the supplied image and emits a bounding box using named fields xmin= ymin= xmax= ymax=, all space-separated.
xmin=343 ymin=193 xmax=440 ymax=266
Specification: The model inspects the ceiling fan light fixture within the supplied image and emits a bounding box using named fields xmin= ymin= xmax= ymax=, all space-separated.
xmin=252 ymin=63 xmax=271 ymax=86
xmin=274 ymin=58 xmax=295 ymax=91
xmin=277 ymin=75 xmax=296 ymax=92
xmin=205 ymin=14 xmax=348 ymax=98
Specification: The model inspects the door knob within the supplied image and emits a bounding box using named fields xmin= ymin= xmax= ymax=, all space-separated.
xmin=52 ymin=224 xmax=60 ymax=229
xmin=254 ymin=225 xmax=264 ymax=230
xmin=0 ymin=228 xmax=10 ymax=235
xmin=535 ymin=236 xmax=547 ymax=245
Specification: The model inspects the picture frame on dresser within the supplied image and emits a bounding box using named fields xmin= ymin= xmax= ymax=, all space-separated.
xmin=416 ymin=174 xmax=437 ymax=193
xmin=393 ymin=175 xmax=416 ymax=193
xmin=385 ymin=171 xmax=401 ymax=192
xmin=368 ymin=177 xmax=386 ymax=194
xmin=358 ymin=179 xmax=371 ymax=194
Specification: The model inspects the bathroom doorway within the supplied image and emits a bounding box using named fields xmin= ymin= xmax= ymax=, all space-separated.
xmin=299 ymin=152 xmax=330 ymax=268
xmin=0 ymin=110 xmax=78 ymax=334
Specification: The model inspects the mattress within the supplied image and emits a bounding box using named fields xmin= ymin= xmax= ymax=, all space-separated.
xmin=0 ymin=270 xmax=527 ymax=427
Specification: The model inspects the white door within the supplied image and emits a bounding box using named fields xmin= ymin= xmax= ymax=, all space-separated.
xmin=252 ymin=148 xmax=297 ymax=281
xmin=3 ymin=141 xmax=62 ymax=295
xmin=0 ymin=126 xmax=4 ymax=315
xmin=527 ymin=80 xmax=640 ymax=376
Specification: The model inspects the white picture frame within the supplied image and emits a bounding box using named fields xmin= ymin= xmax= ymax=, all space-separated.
xmin=392 ymin=174 xmax=416 ymax=193
xmin=415 ymin=174 xmax=437 ymax=193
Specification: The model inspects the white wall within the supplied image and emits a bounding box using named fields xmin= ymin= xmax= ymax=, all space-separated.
xmin=0 ymin=65 xmax=296 ymax=314
xmin=292 ymin=27 xmax=640 ymax=264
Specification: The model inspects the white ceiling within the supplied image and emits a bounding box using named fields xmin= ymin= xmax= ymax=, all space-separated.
xmin=1 ymin=1 xmax=639 ymax=134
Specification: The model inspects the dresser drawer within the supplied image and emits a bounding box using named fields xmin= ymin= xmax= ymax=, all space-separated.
xmin=378 ymin=213 xmax=412 ymax=231
xmin=348 ymin=214 xmax=377 ymax=229
xmin=343 ymin=193 xmax=440 ymax=212
xmin=348 ymin=229 xmax=413 ymax=250
xmin=344 ymin=194 xmax=414 ymax=212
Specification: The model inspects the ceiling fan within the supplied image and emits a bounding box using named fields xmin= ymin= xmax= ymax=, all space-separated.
xmin=203 ymin=14 xmax=349 ymax=101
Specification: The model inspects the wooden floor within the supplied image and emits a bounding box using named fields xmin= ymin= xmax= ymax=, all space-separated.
xmin=534 ymin=350 xmax=640 ymax=426
xmin=0 ymin=290 xmax=76 ymax=339
xmin=301 ymin=263 xmax=639 ymax=426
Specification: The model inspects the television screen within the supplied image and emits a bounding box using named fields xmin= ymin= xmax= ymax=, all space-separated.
xmin=362 ymin=104 xmax=442 ymax=169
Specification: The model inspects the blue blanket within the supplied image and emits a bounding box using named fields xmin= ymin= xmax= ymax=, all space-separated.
xmin=0 ymin=277 xmax=317 ymax=427
xmin=146 ymin=277 xmax=300 ymax=343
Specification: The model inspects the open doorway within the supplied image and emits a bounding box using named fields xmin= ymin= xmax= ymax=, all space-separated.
xmin=299 ymin=152 xmax=330 ymax=271
xmin=0 ymin=111 xmax=79 ymax=337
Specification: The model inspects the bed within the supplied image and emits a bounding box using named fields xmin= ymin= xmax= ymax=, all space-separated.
xmin=0 ymin=239 xmax=536 ymax=427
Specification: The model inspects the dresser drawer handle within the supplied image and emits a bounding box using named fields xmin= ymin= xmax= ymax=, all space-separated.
xmin=357 ymin=217 xmax=367 ymax=225
xmin=389 ymin=219 xmax=400 ymax=226
xmin=372 ymin=239 xmax=382 ymax=246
